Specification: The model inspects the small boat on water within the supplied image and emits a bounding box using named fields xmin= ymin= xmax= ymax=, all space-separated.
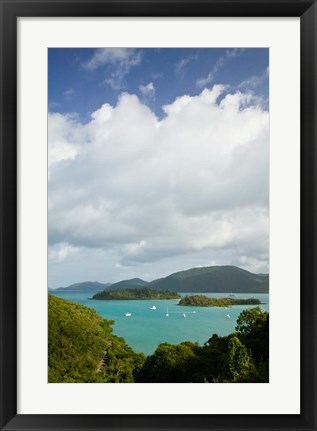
xmin=225 ymin=314 xmax=231 ymax=319
xmin=182 ymin=313 xmax=186 ymax=318
xmin=150 ymin=306 xmax=157 ymax=310
xmin=166 ymin=307 xmax=169 ymax=317
xmin=124 ymin=312 xmax=132 ymax=317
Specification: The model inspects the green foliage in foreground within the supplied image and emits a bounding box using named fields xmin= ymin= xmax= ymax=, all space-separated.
xmin=92 ymin=287 xmax=181 ymax=300
xmin=48 ymin=295 xmax=145 ymax=383
xmin=49 ymin=295 xmax=268 ymax=383
xmin=178 ymin=295 xmax=261 ymax=307
xmin=137 ymin=307 xmax=269 ymax=383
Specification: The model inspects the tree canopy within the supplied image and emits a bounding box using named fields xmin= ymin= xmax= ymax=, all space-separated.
xmin=48 ymin=295 xmax=145 ymax=383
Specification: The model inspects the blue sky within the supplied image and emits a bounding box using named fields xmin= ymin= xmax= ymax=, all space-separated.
xmin=48 ymin=48 xmax=269 ymax=288
xmin=49 ymin=48 xmax=269 ymax=120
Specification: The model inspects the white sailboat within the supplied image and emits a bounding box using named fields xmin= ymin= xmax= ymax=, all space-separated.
xmin=166 ymin=307 xmax=169 ymax=317
xmin=150 ymin=305 xmax=156 ymax=310
xmin=225 ymin=314 xmax=231 ymax=319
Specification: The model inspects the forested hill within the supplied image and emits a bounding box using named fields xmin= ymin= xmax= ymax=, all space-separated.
xmin=105 ymin=278 xmax=149 ymax=291
xmin=48 ymin=295 xmax=145 ymax=383
xmin=150 ymin=265 xmax=268 ymax=293
xmin=51 ymin=281 xmax=112 ymax=292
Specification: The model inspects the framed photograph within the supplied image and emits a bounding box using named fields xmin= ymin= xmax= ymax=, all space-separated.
xmin=0 ymin=0 xmax=316 ymax=430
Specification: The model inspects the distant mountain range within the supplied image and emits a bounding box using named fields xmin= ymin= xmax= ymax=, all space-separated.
xmin=50 ymin=281 xmax=112 ymax=292
xmin=51 ymin=266 xmax=269 ymax=293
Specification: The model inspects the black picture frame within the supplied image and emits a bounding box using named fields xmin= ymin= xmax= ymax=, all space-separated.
xmin=1 ymin=1 xmax=316 ymax=430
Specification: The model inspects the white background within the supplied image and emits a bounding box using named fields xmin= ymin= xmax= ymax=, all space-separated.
xmin=17 ymin=17 xmax=300 ymax=414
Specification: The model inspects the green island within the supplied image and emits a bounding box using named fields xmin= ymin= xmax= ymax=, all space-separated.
xmin=178 ymin=295 xmax=261 ymax=307
xmin=48 ymin=294 xmax=269 ymax=383
xmin=92 ymin=287 xmax=181 ymax=300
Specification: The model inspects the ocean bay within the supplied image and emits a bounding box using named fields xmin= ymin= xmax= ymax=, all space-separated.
xmin=49 ymin=291 xmax=269 ymax=355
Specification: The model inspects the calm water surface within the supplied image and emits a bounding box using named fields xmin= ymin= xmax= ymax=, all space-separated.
xmin=49 ymin=291 xmax=269 ymax=355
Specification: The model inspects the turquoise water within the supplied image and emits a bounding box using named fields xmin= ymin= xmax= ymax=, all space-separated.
xmin=49 ymin=291 xmax=269 ymax=355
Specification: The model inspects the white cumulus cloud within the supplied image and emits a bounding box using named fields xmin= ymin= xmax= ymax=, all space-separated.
xmin=48 ymin=84 xmax=269 ymax=284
